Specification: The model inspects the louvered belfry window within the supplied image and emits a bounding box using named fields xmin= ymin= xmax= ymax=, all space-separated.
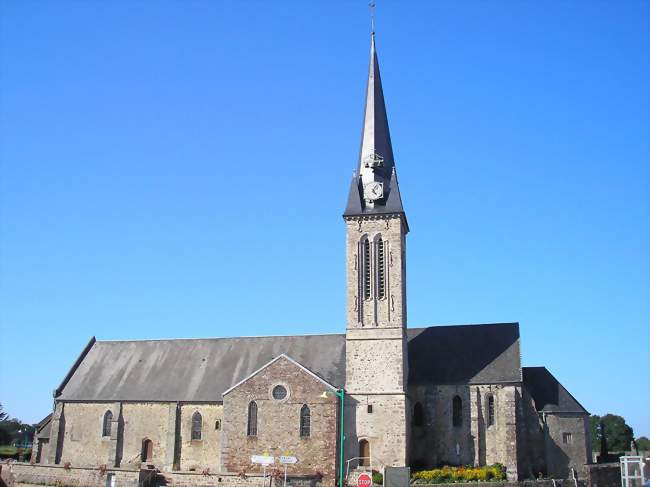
xmin=191 ymin=411 xmax=202 ymax=440
xmin=102 ymin=410 xmax=113 ymax=437
xmin=362 ymin=238 xmax=371 ymax=300
xmin=247 ymin=401 xmax=258 ymax=436
xmin=300 ymin=404 xmax=311 ymax=437
xmin=376 ymin=237 xmax=386 ymax=299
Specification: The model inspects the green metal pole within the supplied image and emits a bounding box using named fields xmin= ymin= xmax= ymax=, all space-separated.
xmin=337 ymin=389 xmax=345 ymax=487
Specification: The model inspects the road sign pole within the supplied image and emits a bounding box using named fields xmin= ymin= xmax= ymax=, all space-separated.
xmin=283 ymin=465 xmax=288 ymax=487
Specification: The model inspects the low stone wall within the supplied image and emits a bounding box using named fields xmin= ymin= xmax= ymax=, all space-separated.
xmin=156 ymin=470 xmax=322 ymax=487
xmin=0 ymin=463 xmax=154 ymax=487
xmin=585 ymin=463 xmax=621 ymax=487
xmin=0 ymin=464 xmax=323 ymax=487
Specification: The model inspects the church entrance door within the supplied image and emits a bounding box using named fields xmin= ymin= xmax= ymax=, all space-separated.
xmin=141 ymin=439 xmax=153 ymax=462
xmin=359 ymin=439 xmax=370 ymax=467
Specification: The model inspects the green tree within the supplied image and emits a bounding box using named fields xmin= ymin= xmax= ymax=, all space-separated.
xmin=590 ymin=414 xmax=634 ymax=452
xmin=0 ymin=405 xmax=35 ymax=446
xmin=636 ymin=437 xmax=650 ymax=451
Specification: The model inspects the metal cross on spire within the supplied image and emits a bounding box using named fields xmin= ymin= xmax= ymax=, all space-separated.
xmin=369 ymin=1 xmax=376 ymax=34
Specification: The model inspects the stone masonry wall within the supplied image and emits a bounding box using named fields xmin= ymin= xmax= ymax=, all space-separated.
xmin=516 ymin=388 xmax=547 ymax=479
xmin=345 ymin=216 xmax=407 ymax=330
xmin=0 ymin=463 xmax=152 ymax=487
xmin=52 ymin=402 xmax=173 ymax=469
xmin=119 ymin=402 xmax=172 ymax=469
xmin=221 ymin=356 xmax=338 ymax=487
xmin=344 ymin=393 xmax=409 ymax=468
xmin=542 ymin=413 xmax=590 ymax=478
xmin=408 ymin=384 xmax=520 ymax=479
xmin=345 ymin=216 xmax=410 ymax=470
xmin=57 ymin=402 xmax=118 ymax=467
xmin=178 ymin=403 xmax=223 ymax=472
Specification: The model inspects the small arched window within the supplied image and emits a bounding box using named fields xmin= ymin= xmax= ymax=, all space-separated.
xmin=413 ymin=402 xmax=424 ymax=427
xmin=452 ymin=396 xmax=463 ymax=427
xmin=376 ymin=237 xmax=386 ymax=299
xmin=362 ymin=238 xmax=371 ymax=300
xmin=300 ymin=404 xmax=311 ymax=437
xmin=102 ymin=410 xmax=113 ymax=437
xmin=247 ymin=401 xmax=258 ymax=437
xmin=191 ymin=411 xmax=202 ymax=440
xmin=487 ymin=395 xmax=495 ymax=427
xmin=215 ymin=420 xmax=221 ymax=431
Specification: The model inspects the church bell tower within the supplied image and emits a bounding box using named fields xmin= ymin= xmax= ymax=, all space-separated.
xmin=343 ymin=32 xmax=409 ymax=468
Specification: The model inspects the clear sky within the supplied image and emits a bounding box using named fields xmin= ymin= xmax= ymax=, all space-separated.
xmin=1 ymin=1 xmax=648 ymax=436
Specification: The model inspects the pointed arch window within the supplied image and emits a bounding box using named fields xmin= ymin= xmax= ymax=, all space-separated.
xmin=102 ymin=410 xmax=113 ymax=437
xmin=191 ymin=411 xmax=202 ymax=440
xmin=247 ymin=401 xmax=258 ymax=437
xmin=376 ymin=236 xmax=386 ymax=299
xmin=487 ymin=395 xmax=495 ymax=427
xmin=452 ymin=396 xmax=463 ymax=427
xmin=362 ymin=238 xmax=371 ymax=300
xmin=300 ymin=405 xmax=311 ymax=437
xmin=413 ymin=402 xmax=424 ymax=427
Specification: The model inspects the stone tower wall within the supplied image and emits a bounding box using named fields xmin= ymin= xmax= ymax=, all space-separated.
xmin=344 ymin=215 xmax=409 ymax=468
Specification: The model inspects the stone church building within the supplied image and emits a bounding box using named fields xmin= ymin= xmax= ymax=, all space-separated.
xmin=33 ymin=34 xmax=591 ymax=484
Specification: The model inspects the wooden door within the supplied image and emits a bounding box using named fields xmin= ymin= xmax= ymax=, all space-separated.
xmin=359 ymin=439 xmax=370 ymax=466
xmin=141 ymin=439 xmax=153 ymax=462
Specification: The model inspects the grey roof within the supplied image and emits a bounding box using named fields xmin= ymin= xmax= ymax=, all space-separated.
xmin=407 ymin=323 xmax=522 ymax=384
xmin=344 ymin=33 xmax=405 ymax=220
xmin=56 ymin=323 xmax=524 ymax=402
xmin=523 ymin=366 xmax=588 ymax=414
xmin=35 ymin=413 xmax=52 ymax=439
xmin=57 ymin=334 xmax=346 ymax=402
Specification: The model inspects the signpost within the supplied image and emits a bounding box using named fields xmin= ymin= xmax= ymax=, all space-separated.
xmin=252 ymin=454 xmax=275 ymax=485
xmin=358 ymin=473 xmax=372 ymax=487
xmin=279 ymin=455 xmax=298 ymax=487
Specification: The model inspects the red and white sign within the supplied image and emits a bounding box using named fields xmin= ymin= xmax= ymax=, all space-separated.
xmin=357 ymin=473 xmax=372 ymax=487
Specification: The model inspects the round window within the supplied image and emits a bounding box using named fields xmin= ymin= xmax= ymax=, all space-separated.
xmin=272 ymin=385 xmax=287 ymax=400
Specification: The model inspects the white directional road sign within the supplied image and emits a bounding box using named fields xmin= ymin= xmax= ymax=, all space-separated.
xmin=279 ymin=456 xmax=298 ymax=464
xmin=251 ymin=455 xmax=275 ymax=465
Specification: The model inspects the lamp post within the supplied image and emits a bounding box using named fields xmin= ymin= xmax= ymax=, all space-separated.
xmin=336 ymin=389 xmax=345 ymax=487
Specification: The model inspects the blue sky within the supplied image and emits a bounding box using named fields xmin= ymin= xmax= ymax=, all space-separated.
xmin=1 ymin=1 xmax=648 ymax=436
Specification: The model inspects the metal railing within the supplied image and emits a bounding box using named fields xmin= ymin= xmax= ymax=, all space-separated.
xmin=345 ymin=456 xmax=386 ymax=481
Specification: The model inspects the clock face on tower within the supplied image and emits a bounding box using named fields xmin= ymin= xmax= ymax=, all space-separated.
xmin=364 ymin=181 xmax=384 ymax=201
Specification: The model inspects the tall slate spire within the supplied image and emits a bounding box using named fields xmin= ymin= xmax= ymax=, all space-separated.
xmin=344 ymin=33 xmax=405 ymax=221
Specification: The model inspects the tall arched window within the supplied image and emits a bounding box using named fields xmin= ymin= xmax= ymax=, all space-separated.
xmin=300 ymin=405 xmax=311 ymax=437
xmin=487 ymin=395 xmax=495 ymax=427
xmin=247 ymin=401 xmax=258 ymax=437
xmin=452 ymin=396 xmax=463 ymax=427
xmin=362 ymin=238 xmax=371 ymax=300
xmin=191 ymin=411 xmax=202 ymax=440
xmin=413 ymin=402 xmax=424 ymax=427
xmin=376 ymin=237 xmax=386 ymax=299
xmin=102 ymin=410 xmax=113 ymax=437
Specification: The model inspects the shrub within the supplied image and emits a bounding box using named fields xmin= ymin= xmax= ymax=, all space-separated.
xmin=372 ymin=470 xmax=383 ymax=485
xmin=411 ymin=464 xmax=506 ymax=484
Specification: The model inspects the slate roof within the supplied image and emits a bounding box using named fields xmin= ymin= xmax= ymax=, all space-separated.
xmin=523 ymin=366 xmax=588 ymax=414
xmin=344 ymin=33 xmax=406 ymax=220
xmin=56 ymin=323 xmax=522 ymax=402
xmin=57 ymin=334 xmax=346 ymax=402
xmin=407 ymin=323 xmax=522 ymax=384
xmin=35 ymin=413 xmax=52 ymax=439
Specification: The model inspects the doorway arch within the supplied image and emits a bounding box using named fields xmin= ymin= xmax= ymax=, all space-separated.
xmin=141 ymin=439 xmax=153 ymax=462
xmin=359 ymin=439 xmax=370 ymax=466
